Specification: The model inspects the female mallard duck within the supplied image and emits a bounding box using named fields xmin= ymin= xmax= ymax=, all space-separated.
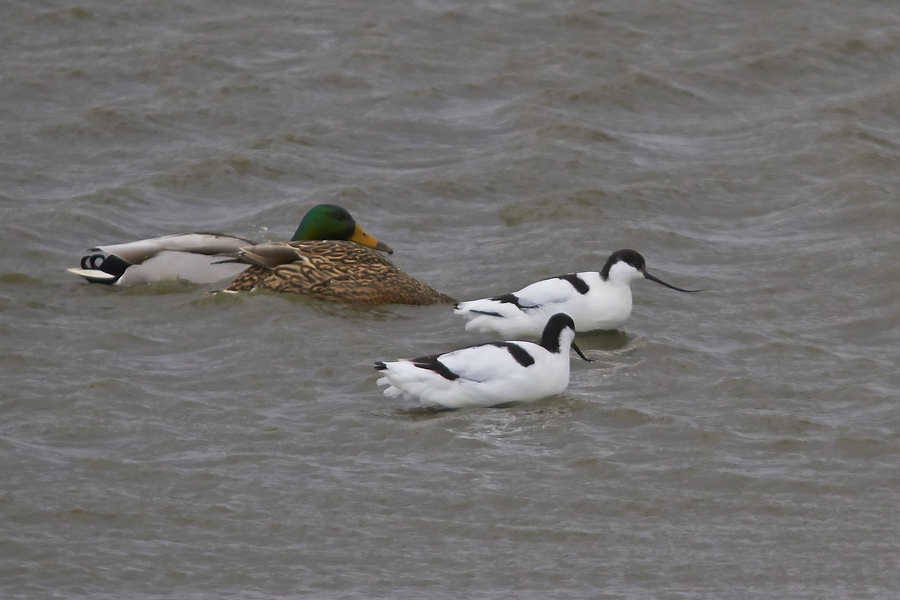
xmin=221 ymin=237 xmax=455 ymax=306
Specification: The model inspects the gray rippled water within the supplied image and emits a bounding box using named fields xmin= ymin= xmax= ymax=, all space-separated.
xmin=2 ymin=1 xmax=899 ymax=598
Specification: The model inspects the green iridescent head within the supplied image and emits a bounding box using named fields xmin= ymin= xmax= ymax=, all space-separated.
xmin=291 ymin=204 xmax=393 ymax=254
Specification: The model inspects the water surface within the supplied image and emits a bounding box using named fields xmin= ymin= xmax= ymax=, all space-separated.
xmin=2 ymin=1 xmax=899 ymax=598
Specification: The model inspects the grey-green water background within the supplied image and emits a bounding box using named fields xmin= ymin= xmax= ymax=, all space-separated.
xmin=2 ymin=1 xmax=899 ymax=598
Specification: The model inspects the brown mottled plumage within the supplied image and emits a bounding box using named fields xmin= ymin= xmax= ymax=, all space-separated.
xmin=224 ymin=240 xmax=454 ymax=305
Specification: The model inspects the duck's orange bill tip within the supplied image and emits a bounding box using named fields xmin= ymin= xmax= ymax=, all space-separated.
xmin=351 ymin=225 xmax=394 ymax=254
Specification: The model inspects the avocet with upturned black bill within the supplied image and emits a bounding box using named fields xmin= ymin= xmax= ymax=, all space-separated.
xmin=375 ymin=313 xmax=591 ymax=409
xmin=454 ymin=249 xmax=701 ymax=339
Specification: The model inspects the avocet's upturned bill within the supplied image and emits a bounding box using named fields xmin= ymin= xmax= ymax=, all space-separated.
xmin=454 ymin=249 xmax=701 ymax=339
xmin=375 ymin=313 xmax=592 ymax=408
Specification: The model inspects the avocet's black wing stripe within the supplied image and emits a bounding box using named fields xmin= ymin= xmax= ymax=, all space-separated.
xmin=410 ymin=353 xmax=460 ymax=381
xmin=376 ymin=354 xmax=461 ymax=381
xmin=488 ymin=293 xmax=529 ymax=309
xmin=489 ymin=342 xmax=536 ymax=367
xmin=555 ymin=273 xmax=589 ymax=294
xmin=470 ymin=309 xmax=504 ymax=317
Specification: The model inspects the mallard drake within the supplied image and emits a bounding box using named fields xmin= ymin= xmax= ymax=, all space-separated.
xmin=221 ymin=237 xmax=455 ymax=305
xmin=67 ymin=204 xmax=395 ymax=287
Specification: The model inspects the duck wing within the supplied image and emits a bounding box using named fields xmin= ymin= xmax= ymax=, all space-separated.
xmin=95 ymin=233 xmax=257 ymax=264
